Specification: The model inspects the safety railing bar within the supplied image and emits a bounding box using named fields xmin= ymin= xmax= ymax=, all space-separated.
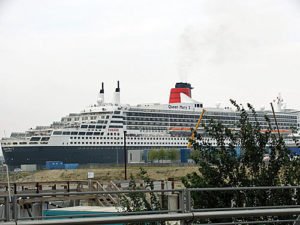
xmin=17 ymin=209 xmax=182 ymax=220
xmin=196 ymin=219 xmax=297 ymax=225
xmin=6 ymin=208 xmax=300 ymax=225
xmin=192 ymin=205 xmax=300 ymax=212
xmin=188 ymin=186 xmax=300 ymax=191
xmin=13 ymin=188 xmax=183 ymax=198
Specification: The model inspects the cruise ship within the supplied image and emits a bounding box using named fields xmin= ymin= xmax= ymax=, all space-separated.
xmin=1 ymin=82 xmax=299 ymax=169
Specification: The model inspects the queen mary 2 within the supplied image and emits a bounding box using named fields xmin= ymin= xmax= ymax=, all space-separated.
xmin=1 ymin=81 xmax=298 ymax=169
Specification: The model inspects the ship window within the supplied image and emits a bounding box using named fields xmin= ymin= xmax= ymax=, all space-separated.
xmin=53 ymin=131 xmax=62 ymax=135
xmin=20 ymin=142 xmax=27 ymax=145
xmin=96 ymin=125 xmax=102 ymax=129
xmin=63 ymin=132 xmax=71 ymax=135
xmin=81 ymin=125 xmax=88 ymax=128
xmin=30 ymin=137 xmax=41 ymax=141
xmin=94 ymin=132 xmax=100 ymax=135
xmin=71 ymin=132 xmax=78 ymax=135
xmin=70 ymin=137 xmax=73 ymax=139
xmin=86 ymin=132 xmax=93 ymax=135
xmin=70 ymin=142 xmax=73 ymax=144
xmin=88 ymin=125 xmax=95 ymax=128
xmin=13 ymin=142 xmax=18 ymax=145
xmin=79 ymin=132 xmax=85 ymax=135
xmin=41 ymin=137 xmax=50 ymax=141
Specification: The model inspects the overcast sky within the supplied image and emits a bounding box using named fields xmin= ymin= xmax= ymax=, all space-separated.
xmin=1 ymin=0 xmax=300 ymax=140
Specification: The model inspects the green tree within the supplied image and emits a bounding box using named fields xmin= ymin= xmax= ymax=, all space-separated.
xmin=157 ymin=148 xmax=166 ymax=162
xmin=120 ymin=168 xmax=164 ymax=225
xmin=182 ymin=101 xmax=300 ymax=221
xmin=167 ymin=148 xmax=179 ymax=162
xmin=148 ymin=149 xmax=159 ymax=163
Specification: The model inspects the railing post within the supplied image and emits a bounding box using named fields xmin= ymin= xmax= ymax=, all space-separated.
xmin=161 ymin=181 xmax=165 ymax=209
xmin=36 ymin=182 xmax=39 ymax=193
xmin=180 ymin=189 xmax=192 ymax=225
xmin=14 ymin=183 xmax=17 ymax=194
xmin=12 ymin=195 xmax=18 ymax=222
xmin=67 ymin=181 xmax=70 ymax=192
xmin=185 ymin=189 xmax=191 ymax=212
xmin=178 ymin=190 xmax=185 ymax=213
xmin=4 ymin=196 xmax=10 ymax=222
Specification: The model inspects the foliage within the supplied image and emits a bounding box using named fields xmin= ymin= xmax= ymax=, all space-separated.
xmin=182 ymin=100 xmax=300 ymax=222
xmin=120 ymin=168 xmax=164 ymax=225
xmin=157 ymin=149 xmax=166 ymax=162
xmin=148 ymin=150 xmax=159 ymax=162
xmin=167 ymin=148 xmax=180 ymax=162
xmin=148 ymin=148 xmax=179 ymax=163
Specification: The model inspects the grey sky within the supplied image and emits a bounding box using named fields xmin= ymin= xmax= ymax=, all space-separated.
xmin=1 ymin=0 xmax=300 ymax=141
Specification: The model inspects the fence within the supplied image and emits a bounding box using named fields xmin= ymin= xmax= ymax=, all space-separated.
xmin=1 ymin=186 xmax=300 ymax=224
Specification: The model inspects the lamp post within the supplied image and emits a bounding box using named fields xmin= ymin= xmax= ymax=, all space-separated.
xmin=3 ymin=164 xmax=11 ymax=202
xmin=123 ymin=130 xmax=127 ymax=180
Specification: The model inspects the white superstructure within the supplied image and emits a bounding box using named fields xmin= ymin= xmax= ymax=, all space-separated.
xmin=1 ymin=82 xmax=298 ymax=168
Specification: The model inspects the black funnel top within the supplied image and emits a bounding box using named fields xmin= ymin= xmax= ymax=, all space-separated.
xmin=115 ymin=81 xmax=120 ymax=92
xmin=100 ymin=82 xmax=104 ymax=94
xmin=175 ymin=82 xmax=193 ymax=89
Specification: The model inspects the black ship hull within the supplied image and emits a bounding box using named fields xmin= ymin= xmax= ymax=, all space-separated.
xmin=1 ymin=145 xmax=181 ymax=169
xmin=2 ymin=146 xmax=126 ymax=168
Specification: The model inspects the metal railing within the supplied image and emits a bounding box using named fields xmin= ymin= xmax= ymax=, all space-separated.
xmin=0 ymin=186 xmax=300 ymax=224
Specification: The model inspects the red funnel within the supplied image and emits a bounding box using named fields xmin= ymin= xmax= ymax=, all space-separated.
xmin=169 ymin=83 xmax=192 ymax=103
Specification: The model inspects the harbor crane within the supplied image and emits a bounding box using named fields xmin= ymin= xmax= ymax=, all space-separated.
xmin=187 ymin=109 xmax=206 ymax=149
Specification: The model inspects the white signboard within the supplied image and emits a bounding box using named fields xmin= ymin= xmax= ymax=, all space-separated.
xmin=87 ymin=172 xmax=94 ymax=179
